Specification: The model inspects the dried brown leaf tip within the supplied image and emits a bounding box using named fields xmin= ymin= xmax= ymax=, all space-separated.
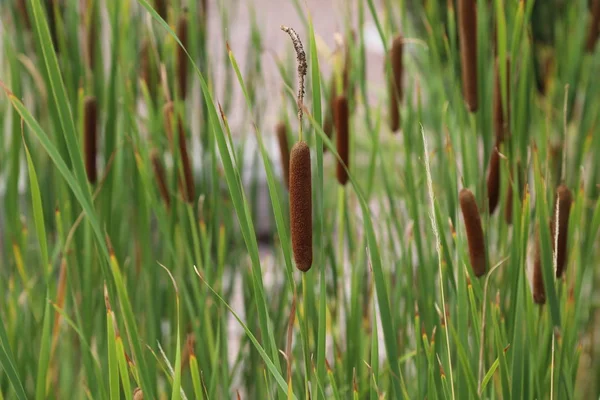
xmin=176 ymin=11 xmax=189 ymax=100
xmin=334 ymin=95 xmax=350 ymax=185
xmin=493 ymin=57 xmax=510 ymax=143
xmin=486 ymin=146 xmax=501 ymax=214
xmin=84 ymin=96 xmax=98 ymax=184
xmin=276 ymin=122 xmax=290 ymax=190
xmin=389 ymin=35 xmax=403 ymax=132
xmin=458 ymin=0 xmax=478 ymax=112
xmin=150 ymin=149 xmax=170 ymax=209
xmin=552 ymin=185 xmax=573 ymax=278
xmin=533 ymin=229 xmax=546 ymax=304
xmin=586 ymin=0 xmax=600 ymax=52
xmin=289 ymin=141 xmax=312 ymax=272
xmin=459 ymin=189 xmax=486 ymax=277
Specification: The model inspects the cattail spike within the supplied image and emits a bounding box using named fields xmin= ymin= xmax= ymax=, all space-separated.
xmin=334 ymin=96 xmax=350 ymax=185
xmin=459 ymin=189 xmax=486 ymax=277
xmin=493 ymin=57 xmax=510 ymax=142
xmin=290 ymin=141 xmax=312 ymax=272
xmin=586 ymin=0 xmax=600 ymax=52
xmin=178 ymin=122 xmax=195 ymax=204
xmin=276 ymin=122 xmax=290 ymax=190
xmin=486 ymin=146 xmax=501 ymax=214
xmin=150 ymin=150 xmax=170 ymax=209
xmin=389 ymin=35 xmax=403 ymax=132
xmin=83 ymin=96 xmax=98 ymax=184
xmin=552 ymin=185 xmax=573 ymax=278
xmin=176 ymin=12 xmax=188 ymax=99
xmin=458 ymin=0 xmax=478 ymax=112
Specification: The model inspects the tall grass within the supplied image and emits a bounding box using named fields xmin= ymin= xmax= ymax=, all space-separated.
xmin=1 ymin=0 xmax=600 ymax=399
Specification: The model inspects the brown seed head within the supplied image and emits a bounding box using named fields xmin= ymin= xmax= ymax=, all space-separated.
xmin=84 ymin=96 xmax=98 ymax=184
xmin=459 ymin=189 xmax=486 ymax=277
xmin=493 ymin=57 xmax=510 ymax=143
xmin=586 ymin=0 xmax=600 ymax=52
xmin=276 ymin=122 xmax=290 ymax=190
xmin=150 ymin=150 xmax=170 ymax=209
xmin=176 ymin=12 xmax=189 ymax=99
xmin=552 ymin=185 xmax=573 ymax=278
xmin=289 ymin=141 xmax=312 ymax=272
xmin=388 ymin=35 xmax=403 ymax=132
xmin=334 ymin=96 xmax=350 ymax=185
xmin=486 ymin=146 xmax=501 ymax=214
xmin=458 ymin=0 xmax=478 ymax=112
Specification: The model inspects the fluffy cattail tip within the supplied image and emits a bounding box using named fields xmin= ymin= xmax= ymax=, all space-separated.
xmin=290 ymin=141 xmax=312 ymax=272
xmin=459 ymin=189 xmax=486 ymax=277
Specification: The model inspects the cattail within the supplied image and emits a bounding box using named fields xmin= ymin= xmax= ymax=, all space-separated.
xmin=458 ymin=0 xmax=478 ymax=112
xmin=549 ymin=143 xmax=563 ymax=187
xmin=46 ymin=0 xmax=60 ymax=52
xmin=493 ymin=57 xmax=510 ymax=143
xmin=586 ymin=0 xmax=600 ymax=52
xmin=486 ymin=146 xmax=501 ymax=214
xmin=176 ymin=12 xmax=188 ymax=99
xmin=16 ymin=0 xmax=31 ymax=29
xmin=163 ymin=102 xmax=194 ymax=203
xmin=459 ymin=189 xmax=486 ymax=277
xmin=334 ymin=96 xmax=350 ymax=185
xmin=150 ymin=150 xmax=170 ymax=209
xmin=532 ymin=229 xmax=546 ymax=304
xmin=133 ymin=388 xmax=144 ymax=400
xmin=551 ymin=185 xmax=573 ymax=278
xmin=155 ymin=0 xmax=167 ymax=21
xmin=289 ymin=141 xmax=312 ymax=272
xmin=389 ymin=35 xmax=403 ymax=132
xmin=276 ymin=122 xmax=290 ymax=190
xmin=323 ymin=77 xmax=337 ymax=152
xmin=83 ymin=96 xmax=98 ymax=184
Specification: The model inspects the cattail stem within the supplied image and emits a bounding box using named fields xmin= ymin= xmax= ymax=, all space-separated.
xmin=150 ymin=150 xmax=170 ymax=209
xmin=493 ymin=57 xmax=510 ymax=143
xmin=276 ymin=122 xmax=290 ymax=190
xmin=533 ymin=229 xmax=546 ymax=304
xmin=84 ymin=96 xmax=98 ymax=184
xmin=486 ymin=146 xmax=500 ymax=214
xmin=458 ymin=0 xmax=478 ymax=112
xmin=176 ymin=12 xmax=188 ymax=100
xmin=586 ymin=0 xmax=600 ymax=52
xmin=459 ymin=189 xmax=486 ymax=277
xmin=389 ymin=35 xmax=403 ymax=132
xmin=334 ymin=96 xmax=350 ymax=185
xmin=552 ymin=185 xmax=573 ymax=278
xmin=290 ymin=141 xmax=312 ymax=272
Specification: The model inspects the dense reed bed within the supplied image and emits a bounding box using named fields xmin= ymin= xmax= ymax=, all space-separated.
xmin=1 ymin=0 xmax=600 ymax=399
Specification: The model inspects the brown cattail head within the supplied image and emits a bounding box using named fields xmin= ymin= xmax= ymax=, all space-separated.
xmin=289 ymin=141 xmax=312 ymax=272
xmin=334 ymin=95 xmax=350 ymax=185
xmin=586 ymin=0 xmax=600 ymax=52
xmin=84 ymin=96 xmax=98 ymax=184
xmin=533 ymin=229 xmax=546 ymax=304
xmin=133 ymin=388 xmax=144 ymax=400
xmin=16 ymin=0 xmax=31 ymax=29
xmin=155 ymin=0 xmax=167 ymax=21
xmin=150 ymin=150 xmax=170 ymax=209
xmin=163 ymin=102 xmax=194 ymax=203
xmin=176 ymin=12 xmax=188 ymax=99
xmin=458 ymin=0 xmax=478 ymax=112
xmin=276 ymin=122 xmax=290 ymax=190
xmin=486 ymin=146 xmax=501 ymax=214
xmin=323 ymin=76 xmax=337 ymax=152
xmin=388 ymin=35 xmax=403 ymax=132
xmin=493 ymin=57 xmax=511 ymax=143
xmin=549 ymin=143 xmax=563 ymax=187
xmin=551 ymin=185 xmax=573 ymax=278
xmin=459 ymin=189 xmax=486 ymax=277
